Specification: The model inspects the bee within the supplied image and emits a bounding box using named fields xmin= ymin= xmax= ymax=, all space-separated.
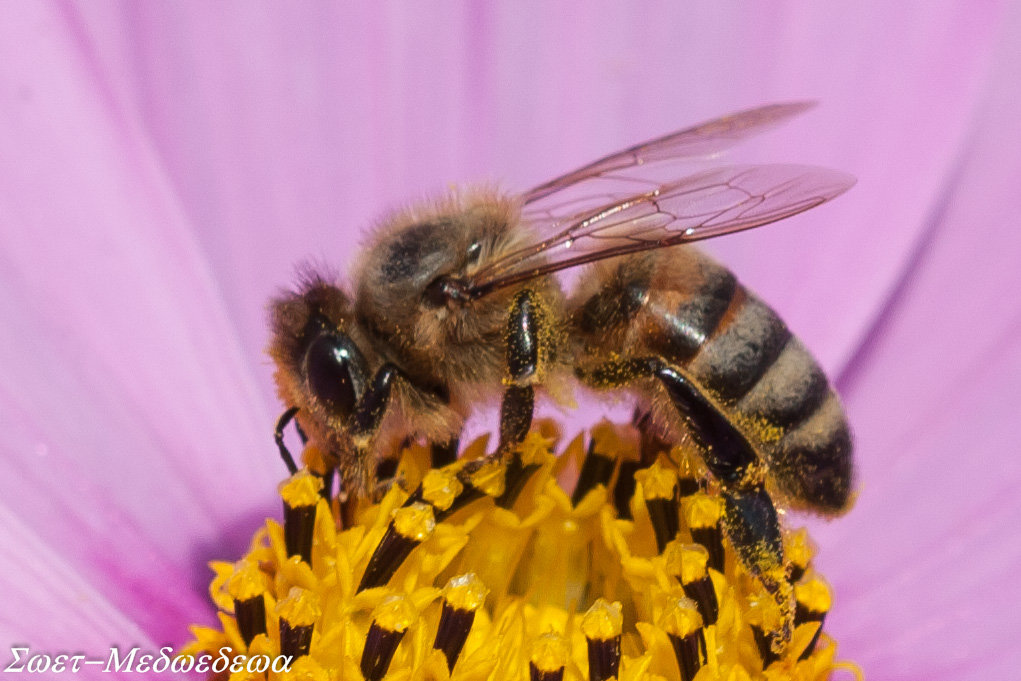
xmin=269 ymin=102 xmax=855 ymax=646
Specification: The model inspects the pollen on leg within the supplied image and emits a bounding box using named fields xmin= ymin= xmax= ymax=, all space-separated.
xmin=185 ymin=422 xmax=861 ymax=680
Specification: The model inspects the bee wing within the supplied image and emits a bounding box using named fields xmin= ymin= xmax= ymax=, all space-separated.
xmin=522 ymin=101 xmax=816 ymax=217
xmin=465 ymin=164 xmax=855 ymax=298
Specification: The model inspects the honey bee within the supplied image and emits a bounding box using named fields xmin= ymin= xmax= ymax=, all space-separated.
xmin=269 ymin=102 xmax=854 ymax=646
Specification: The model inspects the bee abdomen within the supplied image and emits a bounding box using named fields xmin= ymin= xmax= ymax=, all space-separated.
xmin=643 ymin=260 xmax=853 ymax=512
xmin=644 ymin=261 xmax=737 ymax=362
xmin=734 ymin=339 xmax=853 ymax=512
xmin=764 ymin=393 xmax=853 ymax=512
xmin=685 ymin=289 xmax=791 ymax=403
xmin=736 ymin=338 xmax=829 ymax=430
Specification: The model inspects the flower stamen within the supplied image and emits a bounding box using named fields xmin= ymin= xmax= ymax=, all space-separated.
xmin=684 ymin=491 xmax=726 ymax=572
xmin=433 ymin=573 xmax=488 ymax=671
xmin=529 ymin=632 xmax=569 ymax=681
xmin=636 ymin=459 xmax=681 ymax=552
xmin=276 ymin=586 xmax=320 ymax=659
xmin=357 ymin=501 xmax=435 ymax=591
xmin=660 ymin=596 xmax=707 ymax=681
xmin=280 ymin=471 xmax=322 ymax=563
xmin=187 ymin=422 xmax=861 ymax=680
xmin=360 ymin=594 xmax=414 ymax=680
xmin=225 ymin=560 xmax=267 ymax=647
xmin=581 ymin=598 xmax=623 ymax=681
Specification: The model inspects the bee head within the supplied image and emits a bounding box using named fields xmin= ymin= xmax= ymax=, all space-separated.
xmin=269 ymin=274 xmax=371 ymax=435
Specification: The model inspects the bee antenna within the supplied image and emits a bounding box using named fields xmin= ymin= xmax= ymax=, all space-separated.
xmin=274 ymin=406 xmax=301 ymax=475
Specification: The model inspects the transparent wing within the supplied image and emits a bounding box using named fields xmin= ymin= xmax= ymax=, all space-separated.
xmin=522 ymin=101 xmax=816 ymax=223
xmin=466 ymin=164 xmax=855 ymax=298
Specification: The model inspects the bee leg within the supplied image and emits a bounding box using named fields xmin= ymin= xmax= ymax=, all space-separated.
xmin=653 ymin=362 xmax=792 ymax=651
xmin=350 ymin=363 xmax=402 ymax=438
xmin=333 ymin=363 xmax=405 ymax=503
xmin=498 ymin=289 xmax=547 ymax=451
xmin=580 ymin=357 xmax=793 ymax=650
xmin=499 ymin=386 xmax=534 ymax=451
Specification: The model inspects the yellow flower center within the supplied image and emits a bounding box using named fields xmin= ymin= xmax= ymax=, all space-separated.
xmin=185 ymin=422 xmax=862 ymax=680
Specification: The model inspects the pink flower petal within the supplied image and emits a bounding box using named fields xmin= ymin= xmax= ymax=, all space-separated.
xmin=0 ymin=4 xmax=278 ymax=643
xmin=0 ymin=504 xmax=158 ymax=681
xmin=817 ymin=9 xmax=1021 ymax=674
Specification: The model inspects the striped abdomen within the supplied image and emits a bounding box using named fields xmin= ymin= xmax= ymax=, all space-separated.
xmin=571 ymin=248 xmax=853 ymax=514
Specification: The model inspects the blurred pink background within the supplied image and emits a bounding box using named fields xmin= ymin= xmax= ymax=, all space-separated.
xmin=1 ymin=3 xmax=1019 ymax=679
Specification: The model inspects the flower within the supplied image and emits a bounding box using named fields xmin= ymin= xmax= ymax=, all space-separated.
xmin=184 ymin=428 xmax=860 ymax=680
xmin=2 ymin=4 xmax=1020 ymax=681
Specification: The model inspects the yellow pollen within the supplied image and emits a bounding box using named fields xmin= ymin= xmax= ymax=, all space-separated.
xmin=746 ymin=592 xmax=784 ymax=632
xmin=529 ymin=632 xmax=570 ymax=672
xmin=659 ymin=596 xmax=703 ymax=638
xmin=795 ymin=575 xmax=833 ymax=613
xmin=276 ymin=586 xmax=321 ymax=627
xmin=225 ymin=560 xmax=266 ymax=601
xmin=516 ymin=431 xmax=557 ymax=466
xmin=186 ymin=425 xmax=860 ymax=679
xmin=392 ymin=502 xmax=436 ymax=542
xmin=786 ymin=527 xmax=816 ymax=570
xmin=279 ymin=469 xmax=323 ymax=507
xmin=635 ymin=459 xmax=678 ymax=499
xmin=581 ymin=598 xmax=623 ymax=640
xmin=466 ymin=457 xmax=506 ymax=497
xmin=684 ymin=491 xmax=724 ymax=529
xmin=663 ymin=542 xmax=710 ymax=584
xmin=420 ymin=468 xmax=463 ymax=510
xmin=372 ymin=594 xmax=416 ymax=633
xmin=444 ymin=573 xmax=488 ymax=611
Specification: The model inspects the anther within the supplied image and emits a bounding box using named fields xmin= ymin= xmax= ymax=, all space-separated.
xmin=684 ymin=492 xmax=725 ymax=572
xmin=276 ymin=587 xmax=321 ymax=659
xmin=226 ymin=560 xmax=268 ymax=647
xmin=613 ymin=460 xmax=642 ymax=519
xmin=413 ymin=457 xmax=500 ymax=520
xmin=281 ymin=471 xmax=323 ymax=563
xmin=497 ymin=433 xmax=553 ymax=508
xmin=430 ymin=438 xmax=460 ymax=467
xmin=419 ymin=468 xmax=465 ymax=512
xmin=663 ymin=543 xmax=719 ymax=626
xmin=529 ymin=632 xmax=569 ymax=681
xmin=669 ymin=443 xmax=706 ymax=497
xmin=299 ymin=444 xmax=334 ymax=502
xmin=405 ymin=466 xmax=479 ymax=522
xmin=794 ymin=575 xmax=831 ymax=660
xmin=571 ymin=439 xmax=616 ymax=506
xmin=747 ymin=594 xmax=786 ymax=668
xmin=636 ymin=461 xmax=680 ymax=552
xmin=677 ymin=475 xmax=701 ymax=497
xmin=462 ymin=457 xmax=507 ymax=499
xmin=433 ymin=573 xmax=488 ymax=671
xmin=786 ymin=528 xmax=816 ymax=583
xmin=361 ymin=594 xmax=415 ymax=681
xmin=358 ymin=503 xmax=435 ymax=591
xmin=659 ymin=597 xmax=707 ymax=681
xmin=581 ymin=599 xmax=622 ymax=681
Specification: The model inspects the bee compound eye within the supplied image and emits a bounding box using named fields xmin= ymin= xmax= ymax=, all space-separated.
xmin=304 ymin=333 xmax=365 ymax=417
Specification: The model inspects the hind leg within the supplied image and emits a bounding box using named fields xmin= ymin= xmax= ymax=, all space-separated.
xmin=579 ymin=356 xmax=792 ymax=650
